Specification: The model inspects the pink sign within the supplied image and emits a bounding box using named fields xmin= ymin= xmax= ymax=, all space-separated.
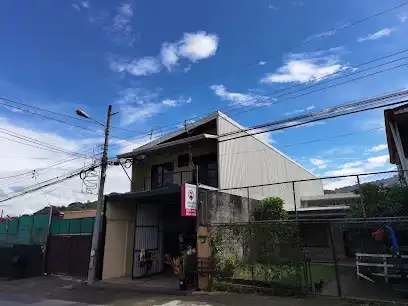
xmin=181 ymin=183 xmax=197 ymax=216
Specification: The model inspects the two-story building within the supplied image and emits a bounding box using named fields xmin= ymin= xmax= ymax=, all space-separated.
xmin=100 ymin=111 xmax=325 ymax=284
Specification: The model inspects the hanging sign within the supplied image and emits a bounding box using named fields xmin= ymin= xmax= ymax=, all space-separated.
xmin=181 ymin=183 xmax=197 ymax=216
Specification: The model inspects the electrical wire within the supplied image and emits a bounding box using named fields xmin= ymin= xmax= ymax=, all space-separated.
xmin=0 ymin=163 xmax=101 ymax=203
xmin=216 ymin=127 xmax=384 ymax=157
xmin=219 ymin=98 xmax=408 ymax=142
xmin=0 ymin=128 xmax=93 ymax=158
xmin=116 ymin=57 xmax=408 ymax=152
xmin=110 ymin=1 xmax=408 ymax=124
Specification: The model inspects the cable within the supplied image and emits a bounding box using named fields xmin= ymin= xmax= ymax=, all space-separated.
xmin=117 ymin=57 xmax=408 ymax=151
xmin=0 ymin=96 xmax=143 ymax=134
xmin=225 ymin=61 xmax=408 ymax=121
xmin=0 ymin=163 xmax=101 ymax=203
xmin=219 ymin=99 xmax=408 ymax=142
xmin=216 ymin=127 xmax=384 ymax=157
xmin=0 ymin=145 xmax=102 ymax=189
xmin=0 ymin=128 xmax=93 ymax=158
xmin=113 ymin=1 xmax=408 ymax=125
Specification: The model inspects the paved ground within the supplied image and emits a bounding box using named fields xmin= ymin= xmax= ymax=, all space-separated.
xmin=0 ymin=276 xmax=373 ymax=306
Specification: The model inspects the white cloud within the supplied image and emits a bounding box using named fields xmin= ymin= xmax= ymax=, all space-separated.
xmin=162 ymin=97 xmax=192 ymax=107
xmin=161 ymin=42 xmax=179 ymax=71
xmin=116 ymin=88 xmax=191 ymax=125
xmin=284 ymin=120 xmax=326 ymax=128
xmin=324 ymin=146 xmax=355 ymax=155
xmin=110 ymin=31 xmax=219 ymax=75
xmin=0 ymin=118 xmax=134 ymax=216
xmin=261 ymin=49 xmax=348 ymax=84
xmin=365 ymin=154 xmax=389 ymax=169
xmin=109 ymin=2 xmax=135 ymax=45
xmin=72 ymin=3 xmax=81 ymax=11
xmin=341 ymin=161 xmax=363 ymax=168
xmin=178 ymin=32 xmax=219 ymax=62
xmin=210 ymin=84 xmax=271 ymax=107
xmin=358 ymin=28 xmax=395 ymax=42
xmin=304 ymin=30 xmax=336 ymax=42
xmin=284 ymin=105 xmax=314 ymax=116
xmin=251 ymin=129 xmax=276 ymax=144
xmin=160 ymin=32 xmax=219 ymax=71
xmin=112 ymin=57 xmax=161 ymax=76
xmin=310 ymin=158 xmax=328 ymax=169
xmin=397 ymin=13 xmax=408 ymax=23
xmin=258 ymin=61 xmax=267 ymax=66
xmin=268 ymin=4 xmax=278 ymax=10
xmin=325 ymin=167 xmax=363 ymax=176
xmin=367 ymin=144 xmax=388 ymax=153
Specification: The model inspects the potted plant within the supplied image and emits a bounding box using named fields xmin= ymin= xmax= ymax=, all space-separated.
xmin=164 ymin=254 xmax=186 ymax=290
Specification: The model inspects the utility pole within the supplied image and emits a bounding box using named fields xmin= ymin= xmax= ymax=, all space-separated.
xmin=85 ymin=105 xmax=113 ymax=284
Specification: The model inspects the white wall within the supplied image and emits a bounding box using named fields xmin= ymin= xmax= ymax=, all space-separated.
xmin=217 ymin=115 xmax=324 ymax=210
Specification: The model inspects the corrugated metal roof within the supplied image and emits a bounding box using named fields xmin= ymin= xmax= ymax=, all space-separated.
xmin=117 ymin=133 xmax=217 ymax=158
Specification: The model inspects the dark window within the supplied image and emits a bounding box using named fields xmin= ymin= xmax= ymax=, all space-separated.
xmin=299 ymin=223 xmax=329 ymax=247
xmin=192 ymin=154 xmax=218 ymax=187
xmin=151 ymin=162 xmax=174 ymax=189
xmin=178 ymin=154 xmax=189 ymax=167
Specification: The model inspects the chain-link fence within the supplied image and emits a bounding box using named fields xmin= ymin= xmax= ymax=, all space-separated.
xmin=205 ymin=170 xmax=408 ymax=302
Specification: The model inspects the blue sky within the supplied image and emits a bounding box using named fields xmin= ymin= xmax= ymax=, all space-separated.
xmin=0 ymin=0 xmax=408 ymax=213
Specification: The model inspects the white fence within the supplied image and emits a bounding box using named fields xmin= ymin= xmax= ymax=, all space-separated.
xmin=356 ymin=252 xmax=408 ymax=283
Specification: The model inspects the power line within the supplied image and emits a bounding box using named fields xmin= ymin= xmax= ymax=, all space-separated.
xmin=226 ymin=61 xmax=408 ymax=119
xmin=117 ymin=57 xmax=408 ymax=152
xmin=219 ymin=97 xmax=408 ymax=142
xmin=0 ymin=163 xmax=100 ymax=204
xmin=0 ymin=96 xmax=143 ymax=134
xmin=0 ymin=128 xmax=93 ymax=158
xmin=217 ymin=127 xmax=384 ymax=157
xmin=114 ymin=1 xmax=408 ymax=124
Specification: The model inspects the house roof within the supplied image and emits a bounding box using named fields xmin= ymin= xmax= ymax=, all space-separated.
xmin=117 ymin=110 xmax=315 ymax=177
xmin=117 ymin=133 xmax=218 ymax=159
xmin=384 ymin=103 xmax=408 ymax=164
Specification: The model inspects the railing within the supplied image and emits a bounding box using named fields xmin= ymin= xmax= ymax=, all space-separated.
xmin=141 ymin=170 xmax=218 ymax=191
xmin=356 ymin=252 xmax=408 ymax=283
xmin=143 ymin=170 xmax=195 ymax=191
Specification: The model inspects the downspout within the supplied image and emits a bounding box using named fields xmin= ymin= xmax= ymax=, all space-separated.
xmin=389 ymin=122 xmax=408 ymax=182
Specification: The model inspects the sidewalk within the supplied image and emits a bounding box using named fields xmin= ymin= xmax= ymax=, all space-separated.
xmin=0 ymin=276 xmax=362 ymax=305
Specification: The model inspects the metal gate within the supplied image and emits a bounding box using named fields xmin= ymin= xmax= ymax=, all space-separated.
xmin=132 ymin=204 xmax=164 ymax=278
xmin=46 ymin=234 xmax=92 ymax=277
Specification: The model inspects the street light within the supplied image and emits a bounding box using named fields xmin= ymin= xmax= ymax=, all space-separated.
xmin=76 ymin=105 xmax=114 ymax=284
xmin=76 ymin=109 xmax=105 ymax=126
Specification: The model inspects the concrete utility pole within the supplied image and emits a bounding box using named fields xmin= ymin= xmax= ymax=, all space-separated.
xmin=76 ymin=105 xmax=114 ymax=284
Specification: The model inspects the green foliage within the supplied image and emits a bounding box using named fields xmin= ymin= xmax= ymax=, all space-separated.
xmin=253 ymin=197 xmax=287 ymax=221
xmin=350 ymin=183 xmax=408 ymax=218
xmin=253 ymin=197 xmax=287 ymax=229
xmin=35 ymin=200 xmax=97 ymax=215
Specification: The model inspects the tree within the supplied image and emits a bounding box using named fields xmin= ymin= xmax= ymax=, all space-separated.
xmin=350 ymin=183 xmax=408 ymax=218
xmin=253 ymin=197 xmax=287 ymax=221
xmin=251 ymin=197 xmax=298 ymax=266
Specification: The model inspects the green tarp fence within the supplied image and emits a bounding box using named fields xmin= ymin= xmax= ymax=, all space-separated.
xmin=0 ymin=215 xmax=96 ymax=246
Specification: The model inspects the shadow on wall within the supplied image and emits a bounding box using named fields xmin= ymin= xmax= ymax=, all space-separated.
xmin=0 ymin=244 xmax=43 ymax=278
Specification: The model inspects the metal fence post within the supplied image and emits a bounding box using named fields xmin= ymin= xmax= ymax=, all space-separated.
xmin=356 ymin=175 xmax=366 ymax=219
xmin=328 ymin=221 xmax=342 ymax=298
xmin=292 ymin=182 xmax=298 ymax=221
xmin=247 ymin=187 xmax=255 ymax=290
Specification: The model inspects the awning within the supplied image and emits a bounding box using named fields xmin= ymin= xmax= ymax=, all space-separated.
xmin=384 ymin=103 xmax=408 ymax=164
xmin=117 ymin=133 xmax=218 ymax=159
xmin=106 ymin=184 xmax=181 ymax=204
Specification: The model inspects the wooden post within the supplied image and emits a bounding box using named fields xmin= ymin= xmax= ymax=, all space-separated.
xmin=197 ymin=226 xmax=211 ymax=291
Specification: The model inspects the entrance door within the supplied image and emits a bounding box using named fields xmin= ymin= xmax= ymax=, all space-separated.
xmin=46 ymin=234 xmax=92 ymax=277
xmin=132 ymin=204 xmax=164 ymax=278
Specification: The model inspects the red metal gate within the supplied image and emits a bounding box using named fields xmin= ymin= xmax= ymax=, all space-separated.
xmin=46 ymin=234 xmax=92 ymax=277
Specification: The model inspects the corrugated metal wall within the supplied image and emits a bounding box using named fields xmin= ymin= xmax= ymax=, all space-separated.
xmin=132 ymin=204 xmax=164 ymax=278
xmin=217 ymin=115 xmax=324 ymax=210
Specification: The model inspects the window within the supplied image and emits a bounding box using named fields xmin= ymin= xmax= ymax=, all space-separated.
xmin=178 ymin=154 xmax=189 ymax=167
xmin=151 ymin=162 xmax=174 ymax=189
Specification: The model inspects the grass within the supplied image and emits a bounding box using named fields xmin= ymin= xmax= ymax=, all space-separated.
xmin=231 ymin=263 xmax=337 ymax=287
